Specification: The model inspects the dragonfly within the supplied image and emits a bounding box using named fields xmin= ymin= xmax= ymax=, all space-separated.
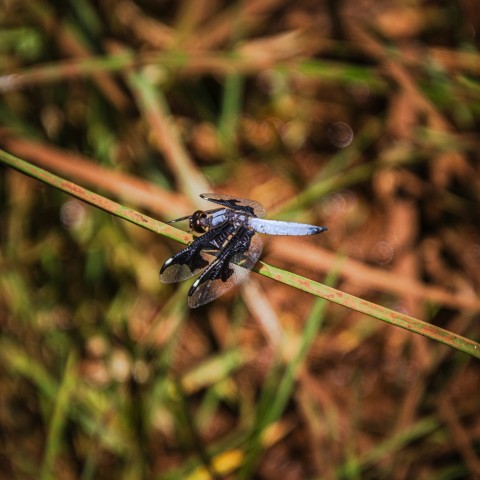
xmin=160 ymin=193 xmax=327 ymax=308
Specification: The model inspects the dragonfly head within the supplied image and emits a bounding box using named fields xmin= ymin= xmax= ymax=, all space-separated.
xmin=190 ymin=210 xmax=208 ymax=233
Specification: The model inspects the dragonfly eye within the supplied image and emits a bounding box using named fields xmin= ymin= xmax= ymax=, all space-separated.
xmin=190 ymin=210 xmax=208 ymax=233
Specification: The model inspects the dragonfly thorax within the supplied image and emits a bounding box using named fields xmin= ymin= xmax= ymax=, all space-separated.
xmin=210 ymin=209 xmax=251 ymax=230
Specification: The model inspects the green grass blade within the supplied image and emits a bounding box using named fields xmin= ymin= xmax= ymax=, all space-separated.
xmin=40 ymin=351 xmax=78 ymax=480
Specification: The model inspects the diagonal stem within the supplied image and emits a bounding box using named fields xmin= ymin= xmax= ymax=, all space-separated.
xmin=1 ymin=148 xmax=479 ymax=359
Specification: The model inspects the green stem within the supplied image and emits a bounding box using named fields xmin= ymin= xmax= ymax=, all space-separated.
xmin=1 ymin=148 xmax=479 ymax=359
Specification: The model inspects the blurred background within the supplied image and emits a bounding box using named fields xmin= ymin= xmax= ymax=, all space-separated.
xmin=1 ymin=1 xmax=480 ymax=478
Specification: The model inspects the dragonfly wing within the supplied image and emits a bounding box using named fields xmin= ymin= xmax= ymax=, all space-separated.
xmin=200 ymin=193 xmax=266 ymax=218
xmin=160 ymin=222 xmax=235 ymax=283
xmin=187 ymin=229 xmax=263 ymax=308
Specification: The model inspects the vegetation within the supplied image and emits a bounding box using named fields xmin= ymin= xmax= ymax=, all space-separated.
xmin=1 ymin=1 xmax=479 ymax=479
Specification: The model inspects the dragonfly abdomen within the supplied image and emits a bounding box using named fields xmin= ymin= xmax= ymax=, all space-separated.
xmin=248 ymin=217 xmax=327 ymax=236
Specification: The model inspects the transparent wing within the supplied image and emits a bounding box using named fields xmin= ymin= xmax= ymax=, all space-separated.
xmin=160 ymin=249 xmax=215 ymax=283
xmin=200 ymin=193 xmax=266 ymax=218
xmin=187 ymin=230 xmax=263 ymax=308
xmin=160 ymin=222 xmax=235 ymax=283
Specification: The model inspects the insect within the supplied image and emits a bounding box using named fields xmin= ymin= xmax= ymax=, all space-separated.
xmin=160 ymin=193 xmax=327 ymax=308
